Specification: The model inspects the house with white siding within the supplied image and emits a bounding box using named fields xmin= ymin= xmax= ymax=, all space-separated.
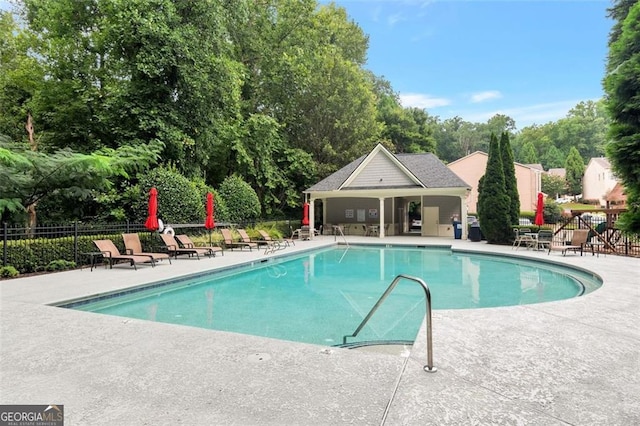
xmin=304 ymin=144 xmax=471 ymax=238
xmin=582 ymin=157 xmax=619 ymax=207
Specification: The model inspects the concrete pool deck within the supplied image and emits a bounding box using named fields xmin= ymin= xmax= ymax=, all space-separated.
xmin=1 ymin=236 xmax=638 ymax=425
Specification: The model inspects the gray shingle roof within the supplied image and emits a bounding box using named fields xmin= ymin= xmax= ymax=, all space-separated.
xmin=396 ymin=153 xmax=470 ymax=188
xmin=306 ymin=156 xmax=366 ymax=191
xmin=306 ymin=151 xmax=470 ymax=191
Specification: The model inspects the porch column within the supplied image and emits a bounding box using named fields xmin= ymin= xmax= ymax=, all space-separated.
xmin=379 ymin=197 xmax=385 ymax=238
xmin=460 ymin=195 xmax=467 ymax=239
xmin=309 ymin=198 xmax=315 ymax=240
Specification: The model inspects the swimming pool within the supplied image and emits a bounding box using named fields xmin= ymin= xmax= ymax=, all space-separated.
xmin=68 ymin=246 xmax=601 ymax=346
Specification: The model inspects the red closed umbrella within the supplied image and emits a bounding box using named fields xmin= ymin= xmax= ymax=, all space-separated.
xmin=302 ymin=202 xmax=310 ymax=226
xmin=205 ymin=192 xmax=215 ymax=230
xmin=535 ymin=192 xmax=545 ymax=229
xmin=144 ymin=187 xmax=159 ymax=231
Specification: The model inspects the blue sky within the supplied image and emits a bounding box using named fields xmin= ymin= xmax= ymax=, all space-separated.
xmin=323 ymin=0 xmax=613 ymax=129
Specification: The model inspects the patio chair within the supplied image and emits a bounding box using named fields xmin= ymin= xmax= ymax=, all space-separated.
xmin=220 ymin=228 xmax=257 ymax=251
xmin=512 ymin=228 xmax=534 ymax=250
xmin=237 ymin=229 xmax=270 ymax=248
xmin=159 ymin=233 xmax=212 ymax=259
xmin=93 ymin=239 xmax=155 ymax=270
xmin=293 ymin=225 xmax=312 ymax=240
xmin=535 ymin=230 xmax=554 ymax=251
xmin=175 ymin=234 xmax=224 ymax=256
xmin=548 ymin=229 xmax=590 ymax=256
xmin=258 ymin=229 xmax=294 ymax=247
xmin=122 ymin=233 xmax=172 ymax=264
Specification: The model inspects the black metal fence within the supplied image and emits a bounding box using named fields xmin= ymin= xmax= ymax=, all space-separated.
xmin=1 ymin=219 xmax=299 ymax=273
xmin=1 ymin=221 xmax=149 ymax=272
xmin=550 ymin=211 xmax=640 ymax=257
xmin=2 ymin=215 xmax=638 ymax=274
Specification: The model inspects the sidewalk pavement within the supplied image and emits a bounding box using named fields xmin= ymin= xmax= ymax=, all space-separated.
xmin=1 ymin=236 xmax=638 ymax=425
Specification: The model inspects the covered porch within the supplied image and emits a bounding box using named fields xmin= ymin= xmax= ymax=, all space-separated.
xmin=306 ymin=189 xmax=469 ymax=239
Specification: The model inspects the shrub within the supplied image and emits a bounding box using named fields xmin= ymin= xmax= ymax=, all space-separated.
xmin=130 ymin=167 xmax=204 ymax=224
xmin=0 ymin=266 xmax=19 ymax=278
xmin=218 ymin=175 xmax=261 ymax=222
xmin=543 ymin=202 xmax=563 ymax=224
xmin=4 ymin=233 xmax=122 ymax=273
xmin=45 ymin=260 xmax=77 ymax=272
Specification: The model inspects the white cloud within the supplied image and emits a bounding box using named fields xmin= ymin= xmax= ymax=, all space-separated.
xmin=400 ymin=93 xmax=451 ymax=109
xmin=470 ymin=91 xmax=502 ymax=103
xmin=388 ymin=12 xmax=406 ymax=26
xmin=452 ymin=99 xmax=597 ymax=129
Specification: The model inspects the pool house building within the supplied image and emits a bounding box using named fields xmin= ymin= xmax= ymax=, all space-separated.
xmin=304 ymin=144 xmax=471 ymax=239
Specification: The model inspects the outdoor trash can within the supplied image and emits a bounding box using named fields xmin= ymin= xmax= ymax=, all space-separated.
xmin=453 ymin=221 xmax=462 ymax=239
xmin=469 ymin=225 xmax=482 ymax=242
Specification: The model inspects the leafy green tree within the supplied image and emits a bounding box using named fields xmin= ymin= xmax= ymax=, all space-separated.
xmin=433 ymin=116 xmax=479 ymax=162
xmin=565 ymin=146 xmax=585 ymax=195
xmin=477 ymin=133 xmax=511 ymax=243
xmin=541 ymin=145 xmax=565 ymax=169
xmin=218 ymin=175 xmax=261 ymax=223
xmin=604 ymin=0 xmax=640 ymax=232
xmin=0 ymin=135 xmax=162 ymax=226
xmin=226 ymin=0 xmax=381 ymax=181
xmin=543 ymin=201 xmax=563 ymax=224
xmin=542 ymin=174 xmax=567 ymax=199
xmin=554 ymin=101 xmax=609 ymax=160
xmin=518 ymin=141 xmax=539 ymax=164
xmin=20 ymin=0 xmax=243 ymax=166
xmin=500 ymin=132 xmax=519 ymax=225
xmin=376 ymin=90 xmax=436 ymax=154
xmin=477 ymin=114 xmax=516 ymax=152
xmin=0 ymin=12 xmax=43 ymax=143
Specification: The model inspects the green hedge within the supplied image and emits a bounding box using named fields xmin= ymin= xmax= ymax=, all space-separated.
xmin=3 ymin=233 xmax=128 ymax=274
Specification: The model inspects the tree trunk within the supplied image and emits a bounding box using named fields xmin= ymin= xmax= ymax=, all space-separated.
xmin=26 ymin=202 xmax=37 ymax=238
xmin=25 ymin=113 xmax=38 ymax=235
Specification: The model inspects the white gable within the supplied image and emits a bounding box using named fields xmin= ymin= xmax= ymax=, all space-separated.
xmin=343 ymin=150 xmax=418 ymax=188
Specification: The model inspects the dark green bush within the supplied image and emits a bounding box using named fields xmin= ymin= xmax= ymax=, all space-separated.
xmin=543 ymin=202 xmax=563 ymax=224
xmin=0 ymin=266 xmax=19 ymax=278
xmin=129 ymin=167 xmax=204 ymax=224
xmin=219 ymin=175 xmax=261 ymax=222
xmin=45 ymin=260 xmax=77 ymax=271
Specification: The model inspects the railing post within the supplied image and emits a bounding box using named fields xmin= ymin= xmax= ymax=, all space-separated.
xmin=2 ymin=222 xmax=7 ymax=267
xmin=73 ymin=221 xmax=79 ymax=265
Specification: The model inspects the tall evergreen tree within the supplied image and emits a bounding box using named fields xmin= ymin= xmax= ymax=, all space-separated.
xmin=500 ymin=132 xmax=519 ymax=225
xmin=478 ymin=133 xmax=511 ymax=243
xmin=519 ymin=142 xmax=538 ymax=164
xmin=604 ymin=0 xmax=640 ymax=232
xmin=565 ymin=147 xmax=585 ymax=196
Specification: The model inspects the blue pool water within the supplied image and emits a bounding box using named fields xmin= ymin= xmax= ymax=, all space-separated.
xmin=71 ymin=246 xmax=601 ymax=346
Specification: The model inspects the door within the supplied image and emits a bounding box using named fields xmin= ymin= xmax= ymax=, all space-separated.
xmin=422 ymin=207 xmax=439 ymax=236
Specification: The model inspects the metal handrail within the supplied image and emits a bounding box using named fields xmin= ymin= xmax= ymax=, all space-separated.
xmin=342 ymin=274 xmax=436 ymax=373
xmin=333 ymin=225 xmax=349 ymax=247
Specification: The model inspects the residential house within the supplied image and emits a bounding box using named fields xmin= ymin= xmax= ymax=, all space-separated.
xmin=447 ymin=151 xmax=542 ymax=215
xmin=605 ymin=182 xmax=626 ymax=209
xmin=304 ymin=144 xmax=471 ymax=238
xmin=548 ymin=168 xmax=566 ymax=179
xmin=582 ymin=157 xmax=618 ymax=207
